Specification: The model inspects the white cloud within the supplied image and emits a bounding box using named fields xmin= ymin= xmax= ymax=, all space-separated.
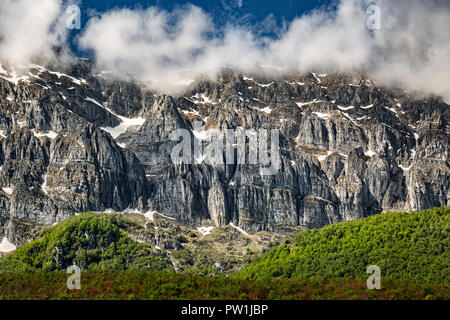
xmin=369 ymin=0 xmax=450 ymax=102
xmin=1 ymin=0 xmax=449 ymax=102
xmin=77 ymin=0 xmax=450 ymax=101
xmin=79 ymin=5 xmax=219 ymax=93
xmin=265 ymin=1 xmax=372 ymax=72
xmin=0 ymin=0 xmax=72 ymax=65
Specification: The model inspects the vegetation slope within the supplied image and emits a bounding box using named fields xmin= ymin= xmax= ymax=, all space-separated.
xmin=0 ymin=213 xmax=173 ymax=272
xmin=238 ymin=207 xmax=449 ymax=284
xmin=0 ymin=207 xmax=449 ymax=299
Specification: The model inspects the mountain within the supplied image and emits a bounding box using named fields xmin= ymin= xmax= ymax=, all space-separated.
xmin=0 ymin=58 xmax=449 ymax=249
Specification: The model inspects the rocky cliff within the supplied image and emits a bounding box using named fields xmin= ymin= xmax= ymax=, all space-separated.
xmin=0 ymin=58 xmax=448 ymax=249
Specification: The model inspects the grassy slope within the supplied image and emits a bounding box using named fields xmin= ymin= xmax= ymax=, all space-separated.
xmin=238 ymin=207 xmax=450 ymax=284
xmin=0 ymin=207 xmax=449 ymax=299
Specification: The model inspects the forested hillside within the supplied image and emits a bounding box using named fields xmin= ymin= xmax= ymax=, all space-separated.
xmin=1 ymin=207 xmax=448 ymax=299
xmin=238 ymin=207 xmax=449 ymax=284
xmin=0 ymin=213 xmax=173 ymax=272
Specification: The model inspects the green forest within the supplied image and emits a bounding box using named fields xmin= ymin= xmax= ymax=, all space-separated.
xmin=0 ymin=207 xmax=448 ymax=300
xmin=0 ymin=213 xmax=173 ymax=272
xmin=238 ymin=206 xmax=449 ymax=284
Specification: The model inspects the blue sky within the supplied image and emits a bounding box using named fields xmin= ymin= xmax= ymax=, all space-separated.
xmin=78 ymin=0 xmax=331 ymax=24
xmin=72 ymin=0 xmax=332 ymax=55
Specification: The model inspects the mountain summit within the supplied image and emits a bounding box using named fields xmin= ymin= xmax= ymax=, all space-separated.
xmin=0 ymin=58 xmax=449 ymax=250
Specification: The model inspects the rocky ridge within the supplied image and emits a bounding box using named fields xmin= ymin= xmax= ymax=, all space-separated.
xmin=0 ymin=58 xmax=448 ymax=249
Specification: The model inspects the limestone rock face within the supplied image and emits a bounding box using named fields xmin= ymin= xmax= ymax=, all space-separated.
xmin=0 ymin=60 xmax=448 ymax=246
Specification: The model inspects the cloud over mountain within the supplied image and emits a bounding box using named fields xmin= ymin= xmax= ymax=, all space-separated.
xmin=0 ymin=0 xmax=72 ymax=65
xmin=78 ymin=0 xmax=450 ymax=100
xmin=1 ymin=0 xmax=449 ymax=101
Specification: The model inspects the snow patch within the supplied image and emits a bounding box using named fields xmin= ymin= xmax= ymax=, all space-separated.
xmin=46 ymin=70 xmax=87 ymax=85
xmin=0 ymin=72 xmax=30 ymax=86
xmin=25 ymin=65 xmax=87 ymax=86
xmin=258 ymin=82 xmax=274 ymax=88
xmin=312 ymin=112 xmax=331 ymax=120
xmin=0 ymin=65 xmax=34 ymax=85
xmin=399 ymin=164 xmax=412 ymax=172
xmin=197 ymin=226 xmax=214 ymax=236
xmin=385 ymin=106 xmax=399 ymax=116
xmin=95 ymin=99 xmax=146 ymax=139
xmin=229 ymin=222 xmax=249 ymax=237
xmin=33 ymin=130 xmax=58 ymax=140
xmin=2 ymin=187 xmax=13 ymax=195
xmin=337 ymin=105 xmax=355 ymax=111
xmin=296 ymin=99 xmax=323 ymax=107
xmin=117 ymin=142 xmax=127 ymax=148
xmin=41 ymin=174 xmax=49 ymax=196
xmin=260 ymin=106 xmax=273 ymax=114
xmin=243 ymin=76 xmax=274 ymax=88
xmin=0 ymin=237 xmax=16 ymax=253
xmin=190 ymin=93 xmax=217 ymax=105
xmin=182 ymin=109 xmax=200 ymax=117
xmin=311 ymin=72 xmax=322 ymax=83
xmin=101 ymin=116 xmax=146 ymax=139
xmin=364 ymin=147 xmax=377 ymax=157
xmin=85 ymin=97 xmax=104 ymax=108
xmin=17 ymin=121 xmax=27 ymax=128
xmin=122 ymin=208 xmax=175 ymax=222
xmin=317 ymin=151 xmax=333 ymax=162
xmin=122 ymin=208 xmax=155 ymax=222
xmin=339 ymin=111 xmax=359 ymax=126
xmin=144 ymin=211 xmax=157 ymax=221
